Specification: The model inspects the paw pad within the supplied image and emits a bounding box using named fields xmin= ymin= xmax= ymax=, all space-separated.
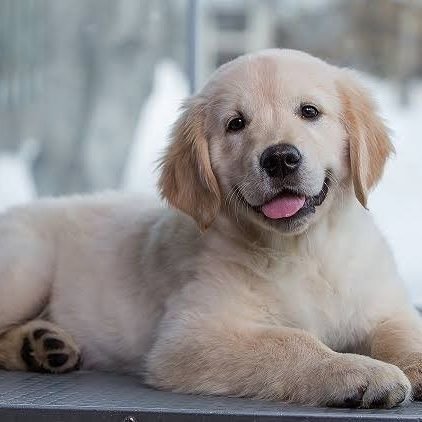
xmin=20 ymin=324 xmax=81 ymax=374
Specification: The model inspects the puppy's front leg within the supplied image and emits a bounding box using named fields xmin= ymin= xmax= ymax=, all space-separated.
xmin=146 ymin=318 xmax=410 ymax=408
xmin=371 ymin=311 xmax=422 ymax=400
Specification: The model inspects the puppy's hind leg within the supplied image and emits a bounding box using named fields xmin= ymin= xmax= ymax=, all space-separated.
xmin=0 ymin=210 xmax=55 ymax=331
xmin=0 ymin=210 xmax=81 ymax=373
xmin=0 ymin=320 xmax=81 ymax=373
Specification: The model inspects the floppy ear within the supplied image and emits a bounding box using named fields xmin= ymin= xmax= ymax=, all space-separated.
xmin=158 ymin=98 xmax=221 ymax=231
xmin=338 ymin=71 xmax=395 ymax=208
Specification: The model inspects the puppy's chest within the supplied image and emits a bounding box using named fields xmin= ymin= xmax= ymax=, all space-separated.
xmin=259 ymin=257 xmax=372 ymax=352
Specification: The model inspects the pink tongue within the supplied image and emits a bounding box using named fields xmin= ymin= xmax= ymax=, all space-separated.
xmin=261 ymin=195 xmax=306 ymax=219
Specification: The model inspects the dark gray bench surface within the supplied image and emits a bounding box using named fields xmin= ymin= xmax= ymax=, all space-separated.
xmin=1 ymin=371 xmax=422 ymax=421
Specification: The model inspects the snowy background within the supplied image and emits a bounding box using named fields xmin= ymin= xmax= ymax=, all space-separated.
xmin=1 ymin=0 xmax=421 ymax=303
xmin=366 ymin=77 xmax=422 ymax=304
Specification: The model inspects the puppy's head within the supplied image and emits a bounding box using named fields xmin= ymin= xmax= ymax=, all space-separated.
xmin=159 ymin=49 xmax=393 ymax=234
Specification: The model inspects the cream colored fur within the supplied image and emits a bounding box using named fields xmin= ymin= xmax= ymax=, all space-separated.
xmin=0 ymin=49 xmax=421 ymax=408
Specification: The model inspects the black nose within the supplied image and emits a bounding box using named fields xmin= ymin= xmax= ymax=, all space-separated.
xmin=260 ymin=144 xmax=302 ymax=178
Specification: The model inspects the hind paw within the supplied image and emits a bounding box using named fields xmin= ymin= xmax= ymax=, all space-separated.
xmin=20 ymin=321 xmax=81 ymax=374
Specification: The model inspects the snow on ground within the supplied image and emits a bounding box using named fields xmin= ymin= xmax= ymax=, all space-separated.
xmin=121 ymin=60 xmax=189 ymax=197
xmin=363 ymin=76 xmax=422 ymax=304
xmin=0 ymin=139 xmax=38 ymax=212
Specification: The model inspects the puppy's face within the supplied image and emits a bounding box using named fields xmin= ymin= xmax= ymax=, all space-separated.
xmin=159 ymin=49 xmax=393 ymax=235
xmin=203 ymin=50 xmax=347 ymax=234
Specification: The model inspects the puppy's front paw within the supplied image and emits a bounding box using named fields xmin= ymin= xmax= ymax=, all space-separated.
xmin=395 ymin=352 xmax=422 ymax=400
xmin=20 ymin=321 xmax=81 ymax=374
xmin=313 ymin=354 xmax=411 ymax=408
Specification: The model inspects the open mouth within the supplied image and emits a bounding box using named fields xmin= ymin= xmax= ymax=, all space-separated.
xmin=252 ymin=176 xmax=330 ymax=221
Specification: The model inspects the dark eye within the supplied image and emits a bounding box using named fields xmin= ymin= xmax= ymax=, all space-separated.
xmin=301 ymin=104 xmax=319 ymax=120
xmin=227 ymin=116 xmax=245 ymax=132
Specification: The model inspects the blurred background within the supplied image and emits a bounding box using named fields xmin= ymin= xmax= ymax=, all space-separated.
xmin=0 ymin=0 xmax=421 ymax=302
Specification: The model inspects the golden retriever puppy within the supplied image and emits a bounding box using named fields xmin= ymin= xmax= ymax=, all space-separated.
xmin=0 ymin=49 xmax=421 ymax=409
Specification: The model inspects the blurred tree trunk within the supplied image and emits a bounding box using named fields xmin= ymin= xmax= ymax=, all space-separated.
xmin=395 ymin=3 xmax=419 ymax=107
xmin=0 ymin=0 xmax=186 ymax=195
